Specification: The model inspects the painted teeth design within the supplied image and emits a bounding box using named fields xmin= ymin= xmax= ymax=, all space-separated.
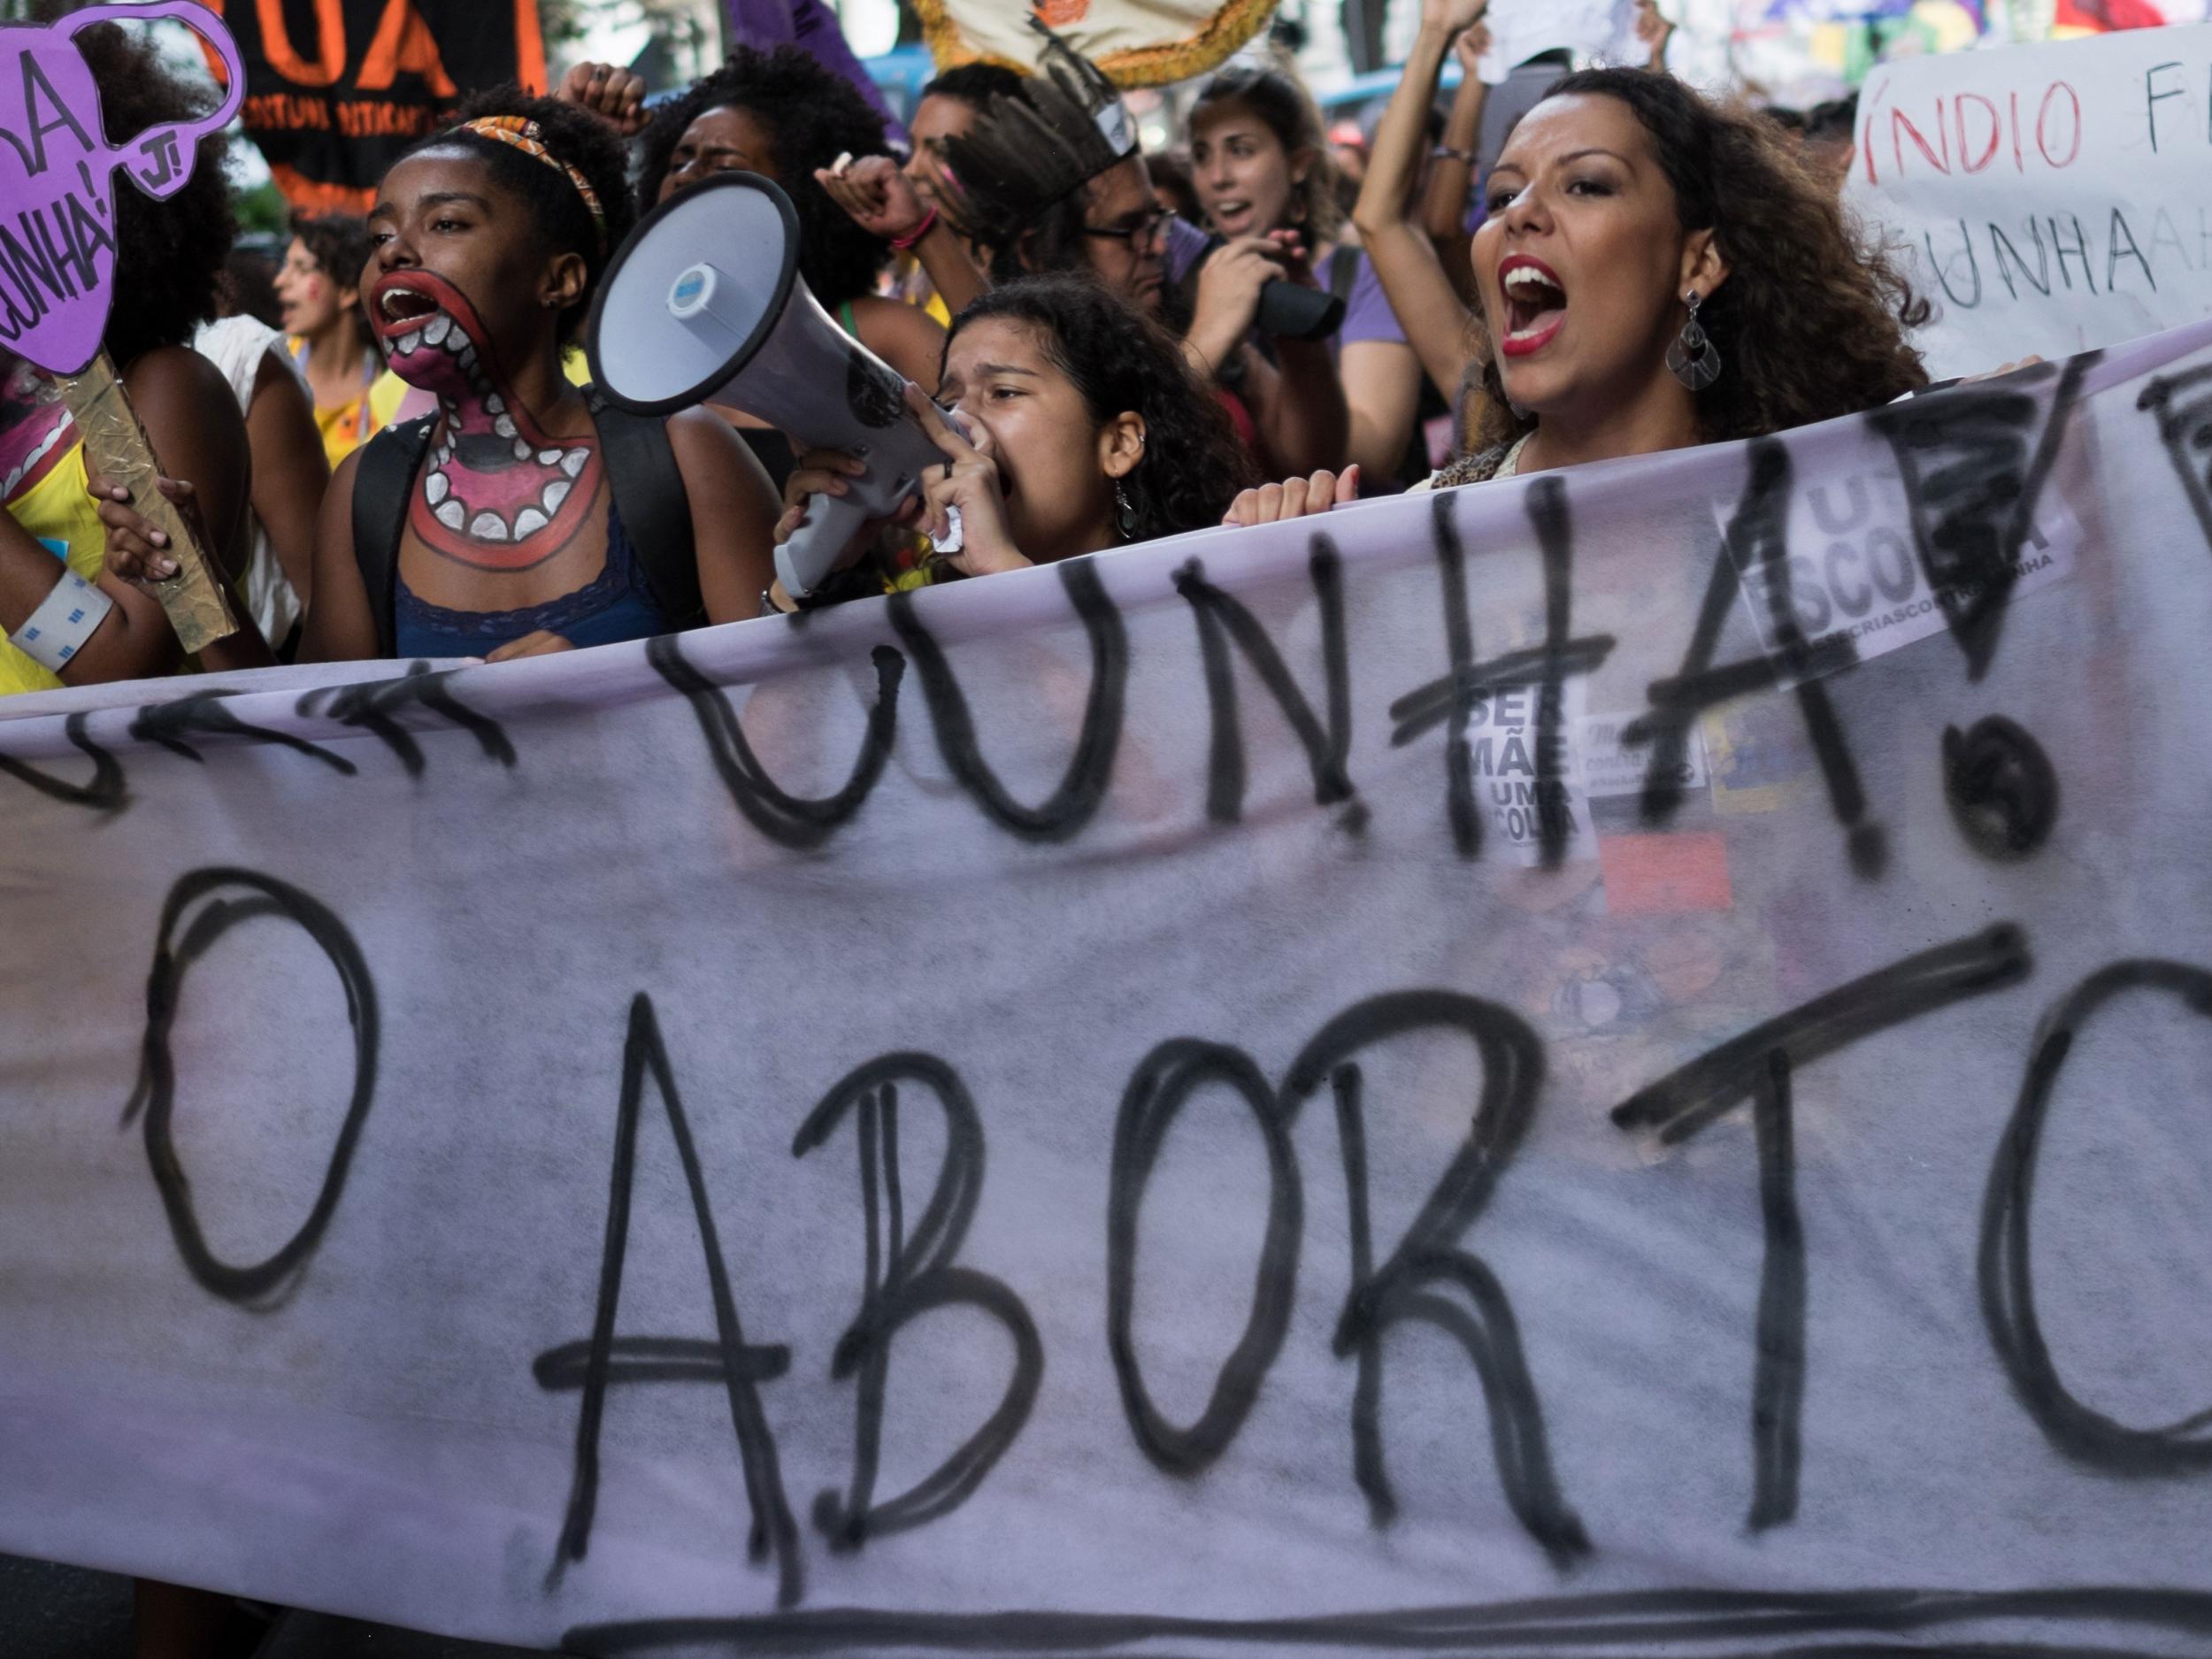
xmin=512 ymin=438 xmax=533 ymax=460
xmin=397 ymin=329 xmax=423 ymax=355
xmin=541 ymin=480 xmax=570 ymax=513
xmin=470 ymin=511 xmax=509 ymax=541
xmin=513 ymin=507 xmax=549 ymax=537
xmin=425 ymin=472 xmax=449 ymax=505
xmin=560 ymin=449 xmax=588 ymax=478
xmin=536 ymin=449 xmax=559 ymax=465
xmin=434 ymin=499 xmax=467 ymax=531
xmin=485 ymin=394 xmax=504 ymax=415
xmin=423 ymin=314 xmax=451 ymax=346
xmin=494 ymin=414 xmax=518 ymax=439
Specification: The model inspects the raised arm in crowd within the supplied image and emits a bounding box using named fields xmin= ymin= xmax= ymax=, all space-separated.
xmin=27 ymin=5 xmax=1995 ymax=704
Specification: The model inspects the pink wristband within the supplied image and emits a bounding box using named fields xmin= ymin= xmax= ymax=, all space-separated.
xmin=890 ymin=206 xmax=939 ymax=250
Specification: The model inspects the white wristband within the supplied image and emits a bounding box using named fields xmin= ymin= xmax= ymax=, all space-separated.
xmin=9 ymin=567 xmax=114 ymax=672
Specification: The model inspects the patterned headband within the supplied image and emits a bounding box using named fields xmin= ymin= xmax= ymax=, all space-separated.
xmin=457 ymin=116 xmax=608 ymax=255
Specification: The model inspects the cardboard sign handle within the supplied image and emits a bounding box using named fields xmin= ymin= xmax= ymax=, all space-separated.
xmin=53 ymin=353 xmax=239 ymax=657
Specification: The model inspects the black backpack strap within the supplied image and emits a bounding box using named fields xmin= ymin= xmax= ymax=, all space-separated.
xmin=349 ymin=414 xmax=436 ymax=659
xmin=589 ymin=392 xmax=703 ymax=631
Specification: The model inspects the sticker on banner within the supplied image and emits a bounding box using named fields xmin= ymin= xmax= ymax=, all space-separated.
xmin=1581 ymin=707 xmax=1708 ymax=800
xmin=1463 ymin=673 xmax=1594 ymax=864
xmin=1723 ymin=464 xmax=2079 ymax=673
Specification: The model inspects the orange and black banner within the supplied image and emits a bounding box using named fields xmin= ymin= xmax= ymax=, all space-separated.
xmin=206 ymin=0 xmax=548 ymax=214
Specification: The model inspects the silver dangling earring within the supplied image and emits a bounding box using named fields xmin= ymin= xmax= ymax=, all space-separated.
xmin=1114 ymin=480 xmax=1138 ymax=541
xmin=1667 ymin=289 xmax=1722 ymax=390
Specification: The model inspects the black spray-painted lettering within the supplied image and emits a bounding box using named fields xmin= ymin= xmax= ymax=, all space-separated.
xmin=1623 ymin=439 xmax=1884 ymax=876
xmin=0 ymin=710 xmax=124 ymax=810
xmin=296 ymin=661 xmax=515 ymax=777
xmin=1107 ymin=1039 xmax=1302 ymax=1475
xmin=1870 ymin=355 xmax=2092 ymax=680
xmin=124 ymin=869 xmax=377 ymax=1304
xmin=888 ymin=560 xmax=1125 ymax=841
xmin=1173 ymin=537 xmax=1357 ymax=828
xmin=1944 ymin=714 xmax=2059 ymax=860
xmin=793 ymin=1054 xmax=1042 ymax=1552
xmin=542 ymin=995 xmax=803 ymax=1607
xmin=2137 ymin=363 xmax=2212 ymax=555
xmin=1614 ymin=925 xmax=2032 ymax=1528
xmin=1980 ymin=958 xmax=2212 ymax=1475
xmin=1392 ymin=490 xmax=1615 ymax=864
xmin=131 ymin=691 xmax=353 ymax=774
xmin=1284 ymin=991 xmax=1589 ymax=1565
xmin=649 ymin=634 xmax=903 ymax=851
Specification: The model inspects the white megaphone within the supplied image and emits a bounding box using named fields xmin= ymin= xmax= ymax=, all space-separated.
xmin=586 ymin=172 xmax=951 ymax=600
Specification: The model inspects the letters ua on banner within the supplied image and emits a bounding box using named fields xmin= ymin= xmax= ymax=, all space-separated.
xmin=3 ymin=323 xmax=2212 ymax=1656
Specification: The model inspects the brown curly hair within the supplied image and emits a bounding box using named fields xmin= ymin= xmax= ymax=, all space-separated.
xmin=1463 ymin=68 xmax=1928 ymax=455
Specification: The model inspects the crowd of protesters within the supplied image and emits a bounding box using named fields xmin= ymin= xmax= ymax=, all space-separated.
xmin=1 ymin=0 xmax=1941 ymax=700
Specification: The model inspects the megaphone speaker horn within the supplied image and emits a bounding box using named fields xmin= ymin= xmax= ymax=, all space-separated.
xmin=587 ymin=172 xmax=950 ymax=600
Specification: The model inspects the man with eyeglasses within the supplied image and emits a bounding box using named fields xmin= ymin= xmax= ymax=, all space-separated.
xmin=935 ymin=26 xmax=1348 ymax=481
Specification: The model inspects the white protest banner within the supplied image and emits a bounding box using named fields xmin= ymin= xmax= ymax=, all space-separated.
xmin=4 ymin=324 xmax=2212 ymax=1656
xmin=1847 ymin=23 xmax=2212 ymax=379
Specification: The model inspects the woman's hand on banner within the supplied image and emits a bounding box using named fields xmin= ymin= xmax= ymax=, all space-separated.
xmin=556 ymin=63 xmax=649 ymax=135
xmin=1223 ymin=465 xmax=1361 ymax=528
xmin=485 ymin=631 xmax=576 ymax=663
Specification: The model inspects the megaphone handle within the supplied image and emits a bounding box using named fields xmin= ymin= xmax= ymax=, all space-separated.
xmin=776 ymin=488 xmax=875 ymax=600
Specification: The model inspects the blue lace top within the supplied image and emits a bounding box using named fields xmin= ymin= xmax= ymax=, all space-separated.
xmin=395 ymin=501 xmax=672 ymax=658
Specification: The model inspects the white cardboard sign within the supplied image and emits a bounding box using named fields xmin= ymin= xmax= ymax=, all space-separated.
xmin=1847 ymin=24 xmax=2212 ymax=379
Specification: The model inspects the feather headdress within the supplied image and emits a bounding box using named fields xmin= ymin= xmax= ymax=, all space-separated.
xmin=932 ymin=19 xmax=1138 ymax=243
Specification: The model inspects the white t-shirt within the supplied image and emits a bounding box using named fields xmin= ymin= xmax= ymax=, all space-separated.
xmin=193 ymin=314 xmax=309 ymax=647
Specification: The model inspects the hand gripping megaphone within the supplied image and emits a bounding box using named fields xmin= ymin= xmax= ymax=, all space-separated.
xmin=586 ymin=173 xmax=949 ymax=600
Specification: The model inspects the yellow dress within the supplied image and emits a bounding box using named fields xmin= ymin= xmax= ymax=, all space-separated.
xmin=2 ymin=434 xmax=106 ymax=697
xmin=291 ymin=340 xmax=409 ymax=471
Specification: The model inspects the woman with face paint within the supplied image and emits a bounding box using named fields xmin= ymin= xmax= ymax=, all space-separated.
xmin=147 ymin=91 xmax=784 ymax=663
xmin=766 ymin=276 xmax=1253 ymax=606
xmin=1225 ymin=65 xmax=1929 ymax=525
xmin=275 ymin=213 xmax=408 ymax=471
xmin=1187 ymin=65 xmax=1425 ymax=489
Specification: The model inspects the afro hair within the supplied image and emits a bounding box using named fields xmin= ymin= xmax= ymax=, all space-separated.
xmin=633 ymin=46 xmax=893 ymax=310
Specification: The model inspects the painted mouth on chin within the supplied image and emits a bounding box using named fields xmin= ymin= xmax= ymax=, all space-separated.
xmin=0 ymin=409 xmax=68 ymax=502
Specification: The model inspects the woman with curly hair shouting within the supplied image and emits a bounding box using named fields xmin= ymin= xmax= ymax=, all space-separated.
xmin=1227 ymin=62 xmax=1930 ymax=523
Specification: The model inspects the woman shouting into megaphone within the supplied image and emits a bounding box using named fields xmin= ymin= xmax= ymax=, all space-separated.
xmin=763 ymin=276 xmax=1253 ymax=611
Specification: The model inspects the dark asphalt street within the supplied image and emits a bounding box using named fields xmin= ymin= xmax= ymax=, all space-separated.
xmin=0 ymin=1555 xmax=552 ymax=1658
